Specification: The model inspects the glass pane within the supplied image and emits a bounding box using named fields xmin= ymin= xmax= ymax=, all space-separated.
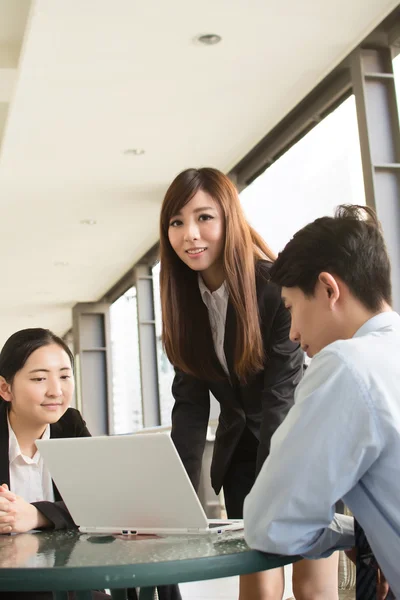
xmin=393 ymin=52 xmax=400 ymax=122
xmin=152 ymin=262 xmax=175 ymax=426
xmin=110 ymin=287 xmax=143 ymax=434
xmin=240 ymin=96 xmax=365 ymax=254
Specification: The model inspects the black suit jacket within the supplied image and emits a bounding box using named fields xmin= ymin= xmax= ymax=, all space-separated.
xmin=171 ymin=261 xmax=304 ymax=494
xmin=0 ymin=401 xmax=90 ymax=530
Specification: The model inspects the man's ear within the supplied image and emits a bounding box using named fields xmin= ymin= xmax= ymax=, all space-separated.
xmin=0 ymin=377 xmax=12 ymax=402
xmin=318 ymin=272 xmax=340 ymax=308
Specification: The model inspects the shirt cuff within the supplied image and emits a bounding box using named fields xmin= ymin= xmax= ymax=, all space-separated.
xmin=302 ymin=514 xmax=354 ymax=559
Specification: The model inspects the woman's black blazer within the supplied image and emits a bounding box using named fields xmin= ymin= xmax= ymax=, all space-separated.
xmin=171 ymin=261 xmax=304 ymax=494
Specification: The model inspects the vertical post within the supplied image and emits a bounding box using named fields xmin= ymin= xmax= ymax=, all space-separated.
xmin=138 ymin=587 xmax=157 ymax=600
xmin=135 ymin=264 xmax=161 ymax=427
xmin=351 ymin=46 xmax=400 ymax=310
xmin=62 ymin=329 xmax=76 ymax=409
xmin=75 ymin=592 xmax=93 ymax=600
xmin=110 ymin=589 xmax=129 ymax=600
xmin=72 ymin=303 xmax=114 ymax=435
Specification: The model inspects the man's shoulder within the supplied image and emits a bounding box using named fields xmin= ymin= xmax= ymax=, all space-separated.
xmin=304 ymin=340 xmax=364 ymax=388
xmin=303 ymin=338 xmax=376 ymax=400
xmin=316 ymin=336 xmax=370 ymax=366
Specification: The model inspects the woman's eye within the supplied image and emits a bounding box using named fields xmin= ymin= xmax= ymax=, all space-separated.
xmin=61 ymin=375 xmax=71 ymax=380
xmin=169 ymin=219 xmax=182 ymax=227
xmin=31 ymin=378 xmax=45 ymax=382
xmin=199 ymin=214 xmax=213 ymax=221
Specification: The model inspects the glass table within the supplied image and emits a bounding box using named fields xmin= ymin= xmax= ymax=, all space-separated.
xmin=0 ymin=529 xmax=299 ymax=599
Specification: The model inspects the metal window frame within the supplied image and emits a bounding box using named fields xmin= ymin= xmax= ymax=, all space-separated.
xmin=134 ymin=262 xmax=161 ymax=428
xmin=351 ymin=44 xmax=400 ymax=310
xmin=72 ymin=302 xmax=114 ymax=435
xmin=228 ymin=6 xmax=400 ymax=191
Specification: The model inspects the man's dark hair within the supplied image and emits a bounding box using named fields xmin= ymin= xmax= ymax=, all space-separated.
xmin=270 ymin=204 xmax=392 ymax=312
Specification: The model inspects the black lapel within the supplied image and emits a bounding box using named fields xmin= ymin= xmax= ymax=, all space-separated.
xmin=0 ymin=401 xmax=10 ymax=488
xmin=49 ymin=417 xmax=65 ymax=501
xmin=223 ymin=300 xmax=237 ymax=379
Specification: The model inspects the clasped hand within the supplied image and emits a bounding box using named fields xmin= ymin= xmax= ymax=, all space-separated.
xmin=0 ymin=484 xmax=43 ymax=534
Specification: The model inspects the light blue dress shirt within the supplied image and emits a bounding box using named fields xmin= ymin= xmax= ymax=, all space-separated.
xmin=244 ymin=311 xmax=400 ymax=599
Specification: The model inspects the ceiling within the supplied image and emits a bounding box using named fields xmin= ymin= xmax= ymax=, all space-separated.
xmin=0 ymin=0 xmax=398 ymax=344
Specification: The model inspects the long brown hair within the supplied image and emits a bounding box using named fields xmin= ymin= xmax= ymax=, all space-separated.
xmin=160 ymin=167 xmax=275 ymax=382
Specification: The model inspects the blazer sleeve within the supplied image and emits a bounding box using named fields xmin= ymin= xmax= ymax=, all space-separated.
xmin=31 ymin=499 xmax=76 ymax=530
xmin=256 ymin=295 xmax=304 ymax=476
xmin=32 ymin=409 xmax=91 ymax=530
xmin=171 ymin=369 xmax=210 ymax=491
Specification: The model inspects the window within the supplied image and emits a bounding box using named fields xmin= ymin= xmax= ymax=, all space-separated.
xmin=240 ymin=96 xmax=365 ymax=253
xmin=393 ymin=52 xmax=400 ymax=116
xmin=152 ymin=262 xmax=175 ymax=425
xmin=110 ymin=287 xmax=143 ymax=434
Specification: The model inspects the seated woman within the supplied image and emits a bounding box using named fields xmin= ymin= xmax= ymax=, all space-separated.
xmin=0 ymin=328 xmax=89 ymax=534
xmin=0 ymin=328 xmax=109 ymax=600
xmin=0 ymin=328 xmax=180 ymax=600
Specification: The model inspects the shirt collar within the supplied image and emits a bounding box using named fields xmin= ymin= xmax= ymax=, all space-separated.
xmin=7 ymin=414 xmax=50 ymax=465
xmin=7 ymin=414 xmax=21 ymax=465
xmin=198 ymin=274 xmax=227 ymax=301
xmin=353 ymin=310 xmax=400 ymax=339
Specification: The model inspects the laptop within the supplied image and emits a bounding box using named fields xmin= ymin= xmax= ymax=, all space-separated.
xmin=36 ymin=433 xmax=243 ymax=535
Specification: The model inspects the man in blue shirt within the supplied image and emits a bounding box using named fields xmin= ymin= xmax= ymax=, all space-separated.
xmin=244 ymin=205 xmax=400 ymax=599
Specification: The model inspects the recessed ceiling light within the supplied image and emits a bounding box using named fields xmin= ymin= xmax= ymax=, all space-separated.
xmin=123 ymin=149 xmax=145 ymax=156
xmin=195 ymin=34 xmax=222 ymax=46
xmin=80 ymin=219 xmax=97 ymax=225
xmin=54 ymin=261 xmax=69 ymax=267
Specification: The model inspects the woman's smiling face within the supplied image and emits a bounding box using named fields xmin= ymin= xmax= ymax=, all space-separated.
xmin=0 ymin=343 xmax=74 ymax=427
xmin=168 ymin=189 xmax=225 ymax=282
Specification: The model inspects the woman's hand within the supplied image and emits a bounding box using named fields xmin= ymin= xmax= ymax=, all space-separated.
xmin=0 ymin=483 xmax=16 ymax=534
xmin=0 ymin=484 xmax=50 ymax=533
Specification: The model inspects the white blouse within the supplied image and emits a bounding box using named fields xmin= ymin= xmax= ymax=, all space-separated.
xmin=198 ymin=275 xmax=230 ymax=376
xmin=8 ymin=415 xmax=55 ymax=503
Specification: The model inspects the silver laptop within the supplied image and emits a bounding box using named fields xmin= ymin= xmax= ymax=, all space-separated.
xmin=36 ymin=433 xmax=243 ymax=535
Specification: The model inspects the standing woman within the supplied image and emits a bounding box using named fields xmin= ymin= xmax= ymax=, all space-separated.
xmin=159 ymin=168 xmax=340 ymax=600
